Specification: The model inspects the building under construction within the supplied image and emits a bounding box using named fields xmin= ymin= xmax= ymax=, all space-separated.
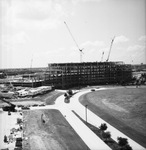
xmin=45 ymin=61 xmax=132 ymax=89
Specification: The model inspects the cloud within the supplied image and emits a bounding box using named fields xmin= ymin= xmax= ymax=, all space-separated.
xmin=2 ymin=31 xmax=30 ymax=47
xmin=71 ymin=0 xmax=102 ymax=4
xmin=1 ymin=31 xmax=31 ymax=68
xmin=15 ymin=0 xmax=66 ymax=20
xmin=138 ymin=35 xmax=146 ymax=42
xmin=114 ymin=35 xmax=129 ymax=43
xmin=3 ymin=0 xmax=103 ymax=31
xmin=129 ymin=48 xmax=145 ymax=64
xmin=33 ymin=47 xmax=80 ymax=64
xmin=4 ymin=0 xmax=68 ymax=30
xmin=127 ymin=45 xmax=145 ymax=52
xmin=81 ymin=40 xmax=105 ymax=48
xmin=80 ymin=0 xmax=102 ymax=2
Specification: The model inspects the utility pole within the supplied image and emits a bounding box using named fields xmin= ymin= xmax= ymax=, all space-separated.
xmin=64 ymin=21 xmax=84 ymax=63
xmin=85 ymin=105 xmax=88 ymax=122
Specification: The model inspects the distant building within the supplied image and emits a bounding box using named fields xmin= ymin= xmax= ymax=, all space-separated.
xmin=132 ymin=64 xmax=146 ymax=72
xmin=0 ymin=72 xmax=6 ymax=79
xmin=45 ymin=62 xmax=132 ymax=89
xmin=0 ymin=62 xmax=133 ymax=89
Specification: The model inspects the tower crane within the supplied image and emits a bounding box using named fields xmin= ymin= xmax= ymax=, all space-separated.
xmin=30 ymin=55 xmax=33 ymax=70
xmin=101 ymin=51 xmax=104 ymax=62
xmin=64 ymin=21 xmax=84 ymax=63
xmin=106 ymin=36 xmax=115 ymax=62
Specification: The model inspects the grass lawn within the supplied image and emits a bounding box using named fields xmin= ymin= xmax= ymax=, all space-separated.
xmin=79 ymin=86 xmax=146 ymax=148
xmin=41 ymin=90 xmax=64 ymax=105
xmin=23 ymin=109 xmax=89 ymax=150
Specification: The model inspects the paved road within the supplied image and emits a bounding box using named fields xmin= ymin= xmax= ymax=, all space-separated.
xmin=1 ymin=88 xmax=145 ymax=150
xmin=68 ymin=88 xmax=145 ymax=150
xmin=30 ymin=92 xmax=111 ymax=150
xmin=30 ymin=88 xmax=145 ymax=150
xmin=56 ymin=95 xmax=111 ymax=150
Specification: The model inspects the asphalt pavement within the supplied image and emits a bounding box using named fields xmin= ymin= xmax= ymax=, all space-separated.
xmin=67 ymin=88 xmax=145 ymax=150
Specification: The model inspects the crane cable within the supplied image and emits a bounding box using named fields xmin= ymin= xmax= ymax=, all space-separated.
xmin=64 ymin=21 xmax=80 ymax=50
xmin=64 ymin=21 xmax=84 ymax=62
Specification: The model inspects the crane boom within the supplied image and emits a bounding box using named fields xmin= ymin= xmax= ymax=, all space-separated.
xmin=106 ymin=36 xmax=115 ymax=62
xmin=0 ymin=98 xmax=15 ymax=107
xmin=64 ymin=21 xmax=80 ymax=50
xmin=64 ymin=21 xmax=83 ymax=62
xmin=0 ymin=98 xmax=16 ymax=112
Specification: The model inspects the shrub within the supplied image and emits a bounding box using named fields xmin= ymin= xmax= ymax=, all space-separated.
xmin=117 ymin=137 xmax=128 ymax=147
xmin=68 ymin=89 xmax=73 ymax=96
xmin=102 ymin=131 xmax=111 ymax=140
xmin=17 ymin=118 xmax=22 ymax=124
xmin=99 ymin=123 xmax=107 ymax=132
xmin=120 ymin=144 xmax=133 ymax=150
xmin=4 ymin=135 xmax=8 ymax=143
xmin=64 ymin=93 xmax=68 ymax=97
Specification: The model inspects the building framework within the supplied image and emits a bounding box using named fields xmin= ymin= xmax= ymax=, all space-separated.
xmin=45 ymin=62 xmax=132 ymax=89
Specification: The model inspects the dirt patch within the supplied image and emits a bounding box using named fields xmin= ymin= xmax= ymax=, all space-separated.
xmin=23 ymin=109 xmax=88 ymax=150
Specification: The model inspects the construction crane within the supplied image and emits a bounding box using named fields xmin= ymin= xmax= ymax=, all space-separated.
xmin=64 ymin=21 xmax=84 ymax=63
xmin=0 ymin=98 xmax=16 ymax=112
xmin=101 ymin=51 xmax=104 ymax=62
xmin=30 ymin=55 xmax=33 ymax=70
xmin=106 ymin=36 xmax=115 ymax=62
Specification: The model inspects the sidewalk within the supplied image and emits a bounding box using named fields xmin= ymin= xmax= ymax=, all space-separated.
xmin=28 ymin=96 xmax=111 ymax=150
xmin=69 ymin=88 xmax=145 ymax=150
xmin=56 ymin=95 xmax=111 ymax=150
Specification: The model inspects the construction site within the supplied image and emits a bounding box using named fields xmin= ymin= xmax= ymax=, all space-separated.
xmin=0 ymin=35 xmax=145 ymax=150
xmin=0 ymin=22 xmax=142 ymax=90
xmin=43 ymin=23 xmax=132 ymax=89
xmin=46 ymin=61 xmax=132 ymax=89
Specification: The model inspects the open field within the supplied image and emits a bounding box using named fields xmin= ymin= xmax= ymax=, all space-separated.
xmin=79 ymin=86 xmax=146 ymax=148
xmin=23 ymin=109 xmax=88 ymax=150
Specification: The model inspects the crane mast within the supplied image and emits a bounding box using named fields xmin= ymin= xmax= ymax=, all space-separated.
xmin=101 ymin=51 xmax=104 ymax=62
xmin=106 ymin=36 xmax=115 ymax=62
xmin=64 ymin=21 xmax=83 ymax=63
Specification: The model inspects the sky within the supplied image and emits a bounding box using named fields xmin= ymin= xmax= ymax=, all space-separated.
xmin=0 ymin=0 xmax=146 ymax=68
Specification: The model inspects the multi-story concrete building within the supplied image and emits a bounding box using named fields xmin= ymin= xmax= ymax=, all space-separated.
xmin=45 ymin=61 xmax=132 ymax=89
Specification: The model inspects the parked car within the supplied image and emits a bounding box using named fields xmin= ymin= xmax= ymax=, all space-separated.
xmin=91 ymin=88 xmax=95 ymax=91
xmin=22 ymin=106 xmax=30 ymax=110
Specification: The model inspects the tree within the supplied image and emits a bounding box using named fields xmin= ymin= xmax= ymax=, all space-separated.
xmin=99 ymin=123 xmax=107 ymax=132
xmin=102 ymin=131 xmax=111 ymax=141
xmin=17 ymin=118 xmax=22 ymax=124
xmin=4 ymin=135 xmax=8 ymax=143
xmin=120 ymin=144 xmax=133 ymax=150
xmin=64 ymin=93 xmax=68 ymax=97
xmin=68 ymin=89 xmax=73 ymax=96
xmin=117 ymin=137 xmax=128 ymax=147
